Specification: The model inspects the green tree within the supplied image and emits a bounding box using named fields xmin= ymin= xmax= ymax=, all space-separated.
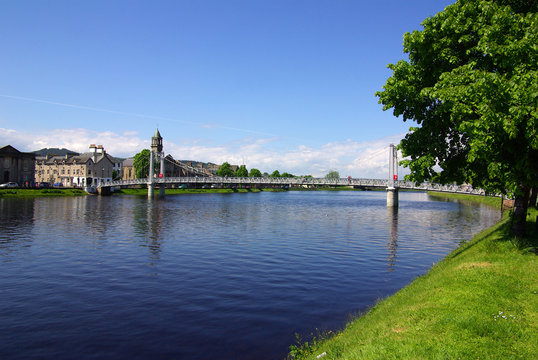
xmin=280 ymin=172 xmax=294 ymax=178
xmin=326 ymin=170 xmax=340 ymax=179
xmin=234 ymin=165 xmax=248 ymax=177
xmin=270 ymin=170 xmax=281 ymax=178
xmin=217 ymin=162 xmax=234 ymax=177
xmin=133 ymin=149 xmax=154 ymax=179
xmin=376 ymin=0 xmax=538 ymax=236
xmin=249 ymin=168 xmax=262 ymax=178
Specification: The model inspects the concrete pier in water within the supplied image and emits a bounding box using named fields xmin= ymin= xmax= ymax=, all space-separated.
xmin=387 ymin=187 xmax=399 ymax=207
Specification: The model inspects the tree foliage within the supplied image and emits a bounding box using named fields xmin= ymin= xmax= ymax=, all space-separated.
xmin=376 ymin=0 xmax=537 ymax=235
xmin=249 ymin=168 xmax=262 ymax=178
xmin=270 ymin=170 xmax=281 ymax=178
xmin=326 ymin=170 xmax=340 ymax=179
xmin=217 ymin=162 xmax=235 ymax=177
xmin=234 ymin=165 xmax=248 ymax=177
xmin=281 ymin=172 xmax=294 ymax=178
xmin=133 ymin=149 xmax=152 ymax=179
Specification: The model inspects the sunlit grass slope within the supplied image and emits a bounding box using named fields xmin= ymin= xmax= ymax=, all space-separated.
xmin=290 ymin=207 xmax=538 ymax=359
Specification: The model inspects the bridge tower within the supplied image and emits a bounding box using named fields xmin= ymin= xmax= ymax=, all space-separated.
xmin=387 ymin=143 xmax=398 ymax=207
xmin=148 ymin=147 xmax=154 ymax=198
xmin=149 ymin=129 xmax=166 ymax=198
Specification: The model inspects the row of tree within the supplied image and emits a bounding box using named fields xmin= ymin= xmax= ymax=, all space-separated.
xmin=216 ymin=162 xmax=342 ymax=179
xmin=216 ymin=162 xmax=299 ymax=178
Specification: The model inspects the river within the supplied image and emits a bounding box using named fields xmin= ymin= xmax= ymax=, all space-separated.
xmin=0 ymin=191 xmax=500 ymax=359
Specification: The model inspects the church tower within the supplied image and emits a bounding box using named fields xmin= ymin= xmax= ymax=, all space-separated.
xmin=151 ymin=128 xmax=163 ymax=154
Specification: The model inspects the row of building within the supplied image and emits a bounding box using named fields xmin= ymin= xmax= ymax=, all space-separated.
xmin=1 ymin=143 xmax=219 ymax=188
xmin=1 ymin=143 xmax=125 ymax=188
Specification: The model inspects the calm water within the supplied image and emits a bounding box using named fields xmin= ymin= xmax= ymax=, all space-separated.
xmin=0 ymin=191 xmax=499 ymax=359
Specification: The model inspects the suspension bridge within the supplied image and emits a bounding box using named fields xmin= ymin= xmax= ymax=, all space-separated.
xmin=105 ymin=176 xmax=485 ymax=195
xmin=97 ymin=130 xmax=487 ymax=205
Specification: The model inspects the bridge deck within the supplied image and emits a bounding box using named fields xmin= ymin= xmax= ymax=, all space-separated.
xmin=103 ymin=177 xmax=487 ymax=196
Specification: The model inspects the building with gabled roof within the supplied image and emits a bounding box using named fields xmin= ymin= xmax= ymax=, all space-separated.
xmin=122 ymin=158 xmax=135 ymax=180
xmin=35 ymin=144 xmax=115 ymax=188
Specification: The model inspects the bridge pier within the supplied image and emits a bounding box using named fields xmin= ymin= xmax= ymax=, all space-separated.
xmin=97 ymin=186 xmax=111 ymax=196
xmin=387 ymin=143 xmax=399 ymax=207
xmin=387 ymin=187 xmax=398 ymax=207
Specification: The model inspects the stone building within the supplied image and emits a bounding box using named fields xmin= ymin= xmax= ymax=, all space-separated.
xmin=0 ymin=145 xmax=35 ymax=186
xmin=35 ymin=144 xmax=115 ymax=187
xmin=122 ymin=158 xmax=135 ymax=180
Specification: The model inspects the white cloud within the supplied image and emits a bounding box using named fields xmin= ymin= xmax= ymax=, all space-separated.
xmin=0 ymin=127 xmax=147 ymax=157
xmin=1 ymin=127 xmax=408 ymax=178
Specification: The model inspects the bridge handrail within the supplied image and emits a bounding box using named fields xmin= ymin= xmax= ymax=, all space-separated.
xmin=105 ymin=177 xmax=494 ymax=196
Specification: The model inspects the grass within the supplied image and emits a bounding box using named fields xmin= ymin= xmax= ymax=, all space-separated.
xmin=290 ymin=186 xmax=361 ymax=191
xmin=114 ymin=187 xmax=263 ymax=195
xmin=289 ymin=206 xmax=537 ymax=359
xmin=428 ymin=191 xmax=503 ymax=209
xmin=0 ymin=188 xmax=87 ymax=197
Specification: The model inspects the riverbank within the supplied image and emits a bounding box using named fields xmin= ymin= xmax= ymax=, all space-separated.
xmin=428 ymin=191 xmax=504 ymax=209
xmin=115 ymin=188 xmax=269 ymax=195
xmin=115 ymin=187 xmax=359 ymax=195
xmin=289 ymin=205 xmax=537 ymax=359
xmin=0 ymin=187 xmax=287 ymax=197
xmin=0 ymin=188 xmax=87 ymax=197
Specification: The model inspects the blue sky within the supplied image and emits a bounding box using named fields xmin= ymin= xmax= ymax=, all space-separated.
xmin=0 ymin=0 xmax=455 ymax=177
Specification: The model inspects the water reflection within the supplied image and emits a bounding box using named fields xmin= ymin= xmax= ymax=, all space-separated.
xmin=132 ymin=200 xmax=163 ymax=259
xmin=386 ymin=206 xmax=398 ymax=271
xmin=32 ymin=196 xmax=113 ymax=240
xmin=0 ymin=198 xmax=35 ymax=254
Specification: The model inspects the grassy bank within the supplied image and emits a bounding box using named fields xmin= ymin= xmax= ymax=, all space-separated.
xmin=290 ymin=186 xmax=360 ymax=191
xmin=0 ymin=188 xmax=87 ymax=197
xmin=428 ymin=191 xmax=503 ymax=209
xmin=115 ymin=188 xmax=263 ymax=195
xmin=290 ymin=208 xmax=537 ymax=359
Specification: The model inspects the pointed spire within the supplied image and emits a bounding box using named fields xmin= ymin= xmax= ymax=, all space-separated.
xmin=151 ymin=129 xmax=163 ymax=153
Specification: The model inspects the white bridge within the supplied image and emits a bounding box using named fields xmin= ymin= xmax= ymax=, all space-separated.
xmin=97 ymin=134 xmax=489 ymax=203
xmin=103 ymin=176 xmax=486 ymax=196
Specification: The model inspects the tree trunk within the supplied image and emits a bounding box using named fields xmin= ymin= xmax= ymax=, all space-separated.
xmin=529 ymin=186 xmax=537 ymax=208
xmin=511 ymin=184 xmax=530 ymax=237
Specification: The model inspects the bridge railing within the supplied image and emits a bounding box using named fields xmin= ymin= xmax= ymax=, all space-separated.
xmin=105 ymin=176 xmax=491 ymax=196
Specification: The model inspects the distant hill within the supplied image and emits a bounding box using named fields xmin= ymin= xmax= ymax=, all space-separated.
xmin=33 ymin=148 xmax=79 ymax=157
